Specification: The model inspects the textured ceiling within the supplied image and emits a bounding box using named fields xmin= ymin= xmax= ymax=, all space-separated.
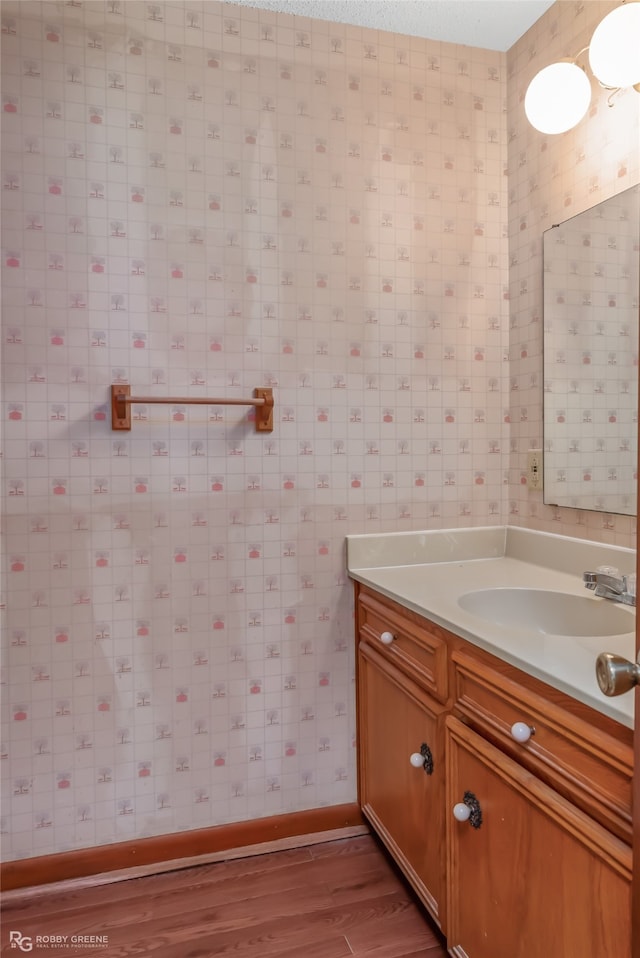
xmin=228 ymin=0 xmax=556 ymax=52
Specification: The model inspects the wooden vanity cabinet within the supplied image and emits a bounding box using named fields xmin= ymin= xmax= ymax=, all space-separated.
xmin=452 ymin=645 xmax=633 ymax=844
xmin=356 ymin=586 xmax=449 ymax=928
xmin=354 ymin=583 xmax=633 ymax=956
xmin=446 ymin=716 xmax=631 ymax=958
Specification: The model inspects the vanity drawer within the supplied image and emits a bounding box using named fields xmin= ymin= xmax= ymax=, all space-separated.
xmin=452 ymin=647 xmax=633 ymax=843
xmin=357 ymin=586 xmax=449 ymax=703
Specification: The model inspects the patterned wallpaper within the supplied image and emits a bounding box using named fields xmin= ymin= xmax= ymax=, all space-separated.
xmin=1 ymin=0 xmax=638 ymax=864
xmin=1 ymin=0 xmax=509 ymax=860
xmin=506 ymin=0 xmax=640 ymax=541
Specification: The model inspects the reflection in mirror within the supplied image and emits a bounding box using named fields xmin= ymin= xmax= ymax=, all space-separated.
xmin=543 ymin=184 xmax=640 ymax=516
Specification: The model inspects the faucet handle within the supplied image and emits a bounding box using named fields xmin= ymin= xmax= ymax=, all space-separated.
xmin=596 ymin=565 xmax=620 ymax=578
xmin=583 ymin=571 xmax=598 ymax=589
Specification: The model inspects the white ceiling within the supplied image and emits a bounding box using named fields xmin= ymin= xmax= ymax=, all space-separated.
xmin=229 ymin=0 xmax=556 ymax=52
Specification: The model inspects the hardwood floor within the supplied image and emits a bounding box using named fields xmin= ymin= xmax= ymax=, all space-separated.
xmin=2 ymin=834 xmax=449 ymax=957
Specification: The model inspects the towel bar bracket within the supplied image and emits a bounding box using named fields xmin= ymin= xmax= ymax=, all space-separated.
xmin=253 ymin=387 xmax=274 ymax=432
xmin=111 ymin=384 xmax=131 ymax=430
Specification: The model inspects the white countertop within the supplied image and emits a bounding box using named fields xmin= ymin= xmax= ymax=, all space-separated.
xmin=347 ymin=526 xmax=636 ymax=729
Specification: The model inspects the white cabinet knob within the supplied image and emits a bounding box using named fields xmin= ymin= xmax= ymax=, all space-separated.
xmin=410 ymin=752 xmax=424 ymax=768
xmin=453 ymin=802 xmax=471 ymax=822
xmin=510 ymin=721 xmax=534 ymax=743
xmin=380 ymin=630 xmax=395 ymax=645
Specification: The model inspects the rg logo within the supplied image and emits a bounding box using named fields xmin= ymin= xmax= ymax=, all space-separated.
xmin=9 ymin=932 xmax=33 ymax=952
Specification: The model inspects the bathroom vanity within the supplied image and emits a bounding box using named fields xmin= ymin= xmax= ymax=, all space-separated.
xmin=348 ymin=527 xmax=634 ymax=958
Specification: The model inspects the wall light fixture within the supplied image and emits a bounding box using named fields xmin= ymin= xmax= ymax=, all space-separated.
xmin=525 ymin=0 xmax=640 ymax=135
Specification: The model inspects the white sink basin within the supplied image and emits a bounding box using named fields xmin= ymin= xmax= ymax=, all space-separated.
xmin=458 ymin=588 xmax=635 ymax=637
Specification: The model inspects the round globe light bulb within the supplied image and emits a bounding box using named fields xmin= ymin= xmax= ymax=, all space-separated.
xmin=525 ymin=61 xmax=592 ymax=134
xmin=589 ymin=2 xmax=640 ymax=89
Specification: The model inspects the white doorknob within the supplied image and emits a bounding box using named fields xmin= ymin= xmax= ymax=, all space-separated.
xmin=380 ymin=631 xmax=395 ymax=645
xmin=453 ymin=802 xmax=471 ymax=822
xmin=510 ymin=721 xmax=534 ymax=743
xmin=410 ymin=752 xmax=424 ymax=768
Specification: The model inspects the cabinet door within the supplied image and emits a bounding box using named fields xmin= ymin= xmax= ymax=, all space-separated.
xmin=446 ymin=716 xmax=632 ymax=958
xmin=358 ymin=643 xmax=444 ymax=927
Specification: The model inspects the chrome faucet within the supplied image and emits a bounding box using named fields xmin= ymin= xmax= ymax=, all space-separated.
xmin=583 ymin=570 xmax=636 ymax=607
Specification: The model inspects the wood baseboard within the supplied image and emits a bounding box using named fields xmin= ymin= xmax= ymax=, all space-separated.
xmin=1 ymin=803 xmax=365 ymax=893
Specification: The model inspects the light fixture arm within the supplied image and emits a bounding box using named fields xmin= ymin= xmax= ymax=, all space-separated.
xmin=573 ymin=46 xmax=591 ymax=61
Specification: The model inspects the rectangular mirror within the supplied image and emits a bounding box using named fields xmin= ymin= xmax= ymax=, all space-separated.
xmin=543 ymin=184 xmax=640 ymax=516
